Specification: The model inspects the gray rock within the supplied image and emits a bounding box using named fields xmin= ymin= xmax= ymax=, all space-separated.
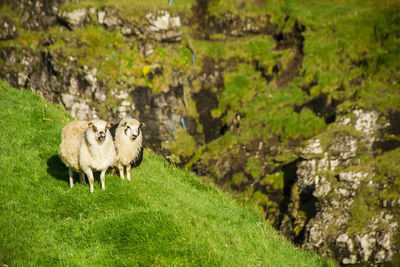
xmin=288 ymin=107 xmax=400 ymax=265
xmin=19 ymin=0 xmax=63 ymax=30
xmin=146 ymin=11 xmax=170 ymax=31
xmin=338 ymin=171 xmax=368 ymax=183
xmin=117 ymin=100 xmax=135 ymax=119
xmin=68 ymin=76 xmax=80 ymax=95
xmin=313 ymin=175 xmax=331 ymax=198
xmin=144 ymin=10 xmax=182 ymax=42
xmin=61 ymin=93 xmax=75 ymax=109
xmin=114 ymin=89 xmax=129 ymax=100
xmin=300 ymin=138 xmax=323 ymax=159
xmin=356 ymin=233 xmax=376 ymax=262
xmin=150 ymin=30 xmax=182 ymax=42
xmin=328 ymin=135 xmax=357 ymax=160
xmin=0 ymin=17 xmax=17 ymax=40
xmin=97 ymin=6 xmax=122 ymax=30
xmin=338 ymin=109 xmax=388 ymax=149
xmin=121 ymin=23 xmax=141 ymax=37
xmin=354 ymin=109 xmax=379 ymax=141
xmin=70 ymin=100 xmax=98 ymax=120
xmin=84 ymin=67 xmax=98 ymax=94
xmin=139 ymin=42 xmax=154 ymax=57
xmin=17 ymin=72 xmax=29 ymax=88
xmin=58 ymin=8 xmax=89 ymax=29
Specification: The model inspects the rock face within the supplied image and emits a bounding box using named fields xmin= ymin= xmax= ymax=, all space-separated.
xmin=0 ymin=17 xmax=18 ymax=40
xmin=16 ymin=0 xmax=66 ymax=30
xmin=58 ymin=7 xmax=91 ymax=30
xmin=0 ymin=2 xmax=191 ymax=149
xmin=97 ymin=6 xmax=122 ymax=30
xmin=280 ymin=109 xmax=399 ymax=265
xmin=145 ymin=10 xmax=182 ymax=42
xmin=120 ymin=9 xmax=183 ymax=43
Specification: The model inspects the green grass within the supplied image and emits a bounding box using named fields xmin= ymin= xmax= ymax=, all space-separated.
xmin=0 ymin=81 xmax=335 ymax=266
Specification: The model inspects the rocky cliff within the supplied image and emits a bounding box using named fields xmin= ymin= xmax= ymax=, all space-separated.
xmin=1 ymin=0 xmax=399 ymax=265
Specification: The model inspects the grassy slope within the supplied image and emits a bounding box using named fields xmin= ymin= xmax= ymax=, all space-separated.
xmin=0 ymin=81 xmax=335 ymax=266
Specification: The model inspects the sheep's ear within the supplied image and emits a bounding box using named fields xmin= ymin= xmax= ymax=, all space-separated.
xmin=121 ymin=121 xmax=127 ymax=126
xmin=88 ymin=122 xmax=97 ymax=132
xmin=106 ymin=122 xmax=113 ymax=131
xmin=139 ymin=122 xmax=145 ymax=129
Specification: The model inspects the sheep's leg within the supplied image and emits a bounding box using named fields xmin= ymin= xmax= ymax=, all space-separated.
xmin=79 ymin=172 xmax=86 ymax=184
xmin=84 ymin=168 xmax=95 ymax=193
xmin=100 ymin=170 xmax=106 ymax=190
xmin=118 ymin=164 xmax=125 ymax=180
xmin=126 ymin=164 xmax=131 ymax=181
xmin=69 ymin=168 xmax=74 ymax=188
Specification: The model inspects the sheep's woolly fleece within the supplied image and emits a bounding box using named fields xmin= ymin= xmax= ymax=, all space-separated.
xmin=110 ymin=118 xmax=144 ymax=180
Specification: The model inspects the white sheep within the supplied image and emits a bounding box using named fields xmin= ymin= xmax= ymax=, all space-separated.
xmin=109 ymin=118 xmax=144 ymax=181
xmin=59 ymin=120 xmax=88 ymax=188
xmin=59 ymin=119 xmax=116 ymax=192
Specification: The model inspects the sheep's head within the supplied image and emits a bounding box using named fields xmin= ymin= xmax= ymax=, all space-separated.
xmin=88 ymin=121 xmax=113 ymax=143
xmin=120 ymin=119 xmax=144 ymax=141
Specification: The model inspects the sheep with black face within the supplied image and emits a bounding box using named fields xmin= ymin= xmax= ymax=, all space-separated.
xmin=109 ymin=118 xmax=144 ymax=181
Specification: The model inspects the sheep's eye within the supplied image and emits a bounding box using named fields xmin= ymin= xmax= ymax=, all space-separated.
xmin=92 ymin=126 xmax=98 ymax=132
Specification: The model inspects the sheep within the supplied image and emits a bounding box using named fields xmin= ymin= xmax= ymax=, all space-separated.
xmin=59 ymin=120 xmax=89 ymax=188
xmin=109 ymin=118 xmax=144 ymax=181
xmin=59 ymin=120 xmax=116 ymax=192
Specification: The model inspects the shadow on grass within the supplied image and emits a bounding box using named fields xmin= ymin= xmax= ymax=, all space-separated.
xmin=46 ymin=154 xmax=105 ymax=186
xmin=47 ymin=154 xmax=69 ymax=183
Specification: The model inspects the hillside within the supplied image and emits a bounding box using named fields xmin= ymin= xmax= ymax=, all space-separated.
xmin=0 ymin=81 xmax=335 ymax=266
xmin=1 ymin=0 xmax=400 ymax=265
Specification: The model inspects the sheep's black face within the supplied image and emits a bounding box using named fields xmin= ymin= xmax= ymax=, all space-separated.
xmin=122 ymin=121 xmax=144 ymax=141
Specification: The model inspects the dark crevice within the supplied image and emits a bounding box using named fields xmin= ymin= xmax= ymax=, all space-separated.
xmin=219 ymin=124 xmax=228 ymax=135
xmin=373 ymin=110 xmax=400 ymax=152
xmin=300 ymin=79 xmax=318 ymax=95
xmin=274 ymin=20 xmax=305 ymax=51
xmin=191 ymin=0 xmax=211 ymax=39
xmin=254 ymin=60 xmax=274 ymax=82
xmin=295 ymin=94 xmax=341 ymax=124
xmin=56 ymin=16 xmax=73 ymax=31
xmin=293 ymin=185 xmax=318 ymax=245
xmin=42 ymin=51 xmax=59 ymax=78
xmin=275 ymin=21 xmax=305 ymax=87
xmin=278 ymin=158 xmax=301 ymax=225
xmin=192 ymin=88 xmax=222 ymax=143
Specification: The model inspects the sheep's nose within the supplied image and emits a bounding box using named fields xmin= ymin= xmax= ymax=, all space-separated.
xmin=131 ymin=134 xmax=137 ymax=140
xmin=98 ymin=131 xmax=106 ymax=141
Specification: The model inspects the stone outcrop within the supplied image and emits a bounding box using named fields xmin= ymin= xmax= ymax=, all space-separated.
xmin=280 ymin=109 xmax=399 ymax=265
xmin=16 ymin=0 xmax=66 ymax=30
xmin=0 ymin=17 xmax=18 ymax=40
xmin=97 ymin=6 xmax=122 ymax=30
xmin=58 ymin=7 xmax=92 ymax=30
xmin=121 ymin=10 xmax=183 ymax=43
